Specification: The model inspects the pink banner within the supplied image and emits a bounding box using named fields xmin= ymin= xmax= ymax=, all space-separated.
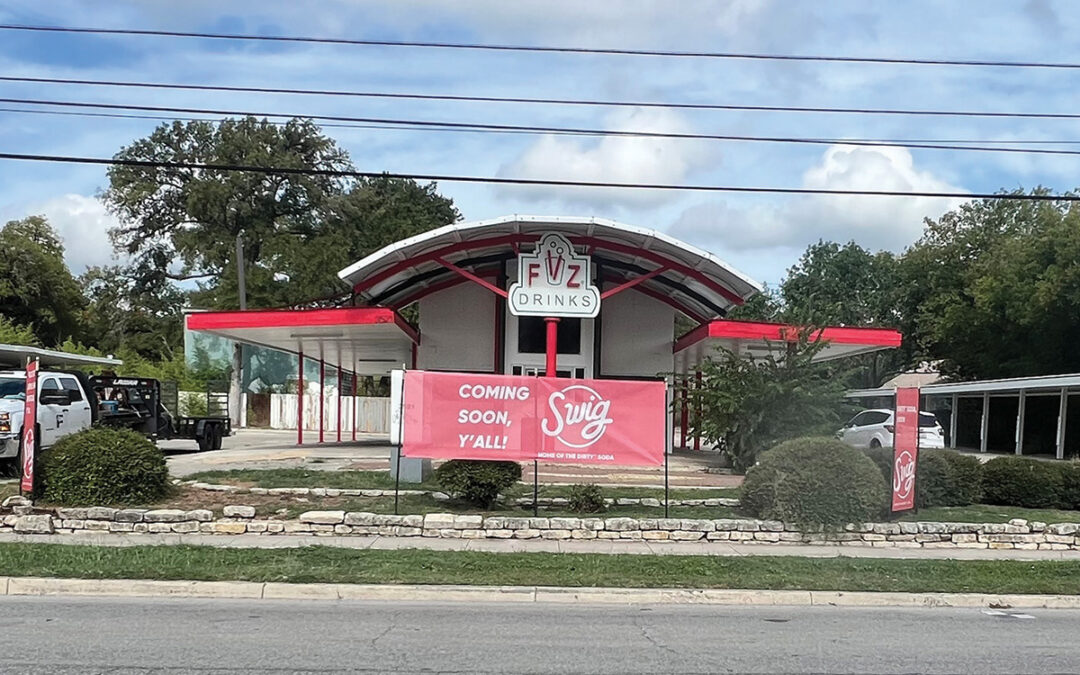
xmin=891 ymin=386 xmax=920 ymax=513
xmin=402 ymin=370 xmax=666 ymax=466
xmin=20 ymin=359 xmax=38 ymax=494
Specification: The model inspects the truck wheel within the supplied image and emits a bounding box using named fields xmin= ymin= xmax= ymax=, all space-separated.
xmin=211 ymin=425 xmax=223 ymax=451
xmin=197 ymin=429 xmax=214 ymax=453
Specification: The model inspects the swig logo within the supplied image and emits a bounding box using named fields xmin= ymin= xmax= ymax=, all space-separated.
xmin=541 ymin=384 xmax=614 ymax=448
xmin=893 ymin=449 xmax=916 ymax=499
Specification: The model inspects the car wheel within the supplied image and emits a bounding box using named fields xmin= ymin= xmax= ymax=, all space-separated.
xmin=869 ymin=438 xmax=882 ymax=449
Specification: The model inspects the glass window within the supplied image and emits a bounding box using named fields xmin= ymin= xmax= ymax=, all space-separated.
xmin=39 ymin=378 xmax=60 ymax=394
xmin=919 ymin=412 xmax=939 ymax=428
xmin=59 ymin=377 xmax=83 ymax=402
xmin=866 ymin=411 xmax=891 ymax=425
xmin=516 ymin=317 xmax=582 ymax=355
xmin=0 ymin=377 xmax=25 ymax=400
xmin=850 ymin=412 xmax=871 ymax=427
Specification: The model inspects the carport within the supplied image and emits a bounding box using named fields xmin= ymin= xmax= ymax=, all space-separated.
xmin=847 ymin=373 xmax=1080 ymax=459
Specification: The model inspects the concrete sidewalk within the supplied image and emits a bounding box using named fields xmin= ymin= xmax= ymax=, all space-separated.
xmin=4 ymin=532 xmax=1080 ymax=561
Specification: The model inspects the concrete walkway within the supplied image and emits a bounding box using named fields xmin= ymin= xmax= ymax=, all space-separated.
xmin=4 ymin=532 xmax=1080 ymax=561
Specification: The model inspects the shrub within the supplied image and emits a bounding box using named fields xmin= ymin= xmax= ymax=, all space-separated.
xmin=741 ymin=436 xmax=887 ymax=526
xmin=1058 ymin=462 xmax=1080 ymax=510
xmin=981 ymin=456 xmax=1064 ymax=509
xmin=36 ymin=427 xmax=170 ymax=506
xmin=863 ymin=447 xmax=982 ymax=509
xmin=433 ymin=460 xmax=522 ymax=508
xmin=567 ymin=484 xmax=606 ymax=513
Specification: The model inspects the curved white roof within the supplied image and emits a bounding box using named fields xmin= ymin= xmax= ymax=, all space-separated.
xmin=338 ymin=215 xmax=761 ymax=321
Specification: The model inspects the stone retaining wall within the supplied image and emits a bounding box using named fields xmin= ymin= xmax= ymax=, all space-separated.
xmin=183 ymin=482 xmax=741 ymax=508
xmin=1 ymin=499 xmax=1076 ymax=550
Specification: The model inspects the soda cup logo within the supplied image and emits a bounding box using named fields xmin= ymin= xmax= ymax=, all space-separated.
xmin=893 ymin=449 xmax=916 ymax=499
xmin=541 ymin=384 xmax=614 ymax=448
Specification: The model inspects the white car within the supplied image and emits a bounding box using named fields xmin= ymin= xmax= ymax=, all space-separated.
xmin=837 ymin=408 xmax=946 ymax=449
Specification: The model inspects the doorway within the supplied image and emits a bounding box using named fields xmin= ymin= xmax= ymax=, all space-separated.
xmin=504 ymin=313 xmax=593 ymax=378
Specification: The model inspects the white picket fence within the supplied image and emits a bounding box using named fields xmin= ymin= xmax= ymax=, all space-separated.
xmin=269 ymin=393 xmax=391 ymax=433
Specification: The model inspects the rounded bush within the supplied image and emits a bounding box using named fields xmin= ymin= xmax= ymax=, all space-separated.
xmin=433 ymin=459 xmax=522 ymax=508
xmin=567 ymin=483 xmax=606 ymax=513
xmin=915 ymin=449 xmax=983 ymax=508
xmin=981 ymin=456 xmax=1064 ymax=509
xmin=1057 ymin=462 xmax=1080 ymax=510
xmin=741 ymin=436 xmax=887 ymax=526
xmin=37 ymin=427 xmax=170 ymax=506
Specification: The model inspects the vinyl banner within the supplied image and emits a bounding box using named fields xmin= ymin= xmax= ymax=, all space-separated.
xmin=401 ymin=370 xmax=666 ymax=466
xmin=20 ymin=359 xmax=38 ymax=494
xmin=891 ymin=386 xmax=920 ymax=513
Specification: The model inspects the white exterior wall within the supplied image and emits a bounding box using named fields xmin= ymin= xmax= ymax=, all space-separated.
xmin=417 ymin=283 xmax=497 ymax=372
xmin=600 ymin=290 xmax=675 ymax=378
xmin=270 ymin=393 xmax=390 ymax=433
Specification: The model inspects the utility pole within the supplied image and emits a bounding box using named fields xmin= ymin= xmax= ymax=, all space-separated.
xmin=229 ymin=231 xmax=246 ymax=429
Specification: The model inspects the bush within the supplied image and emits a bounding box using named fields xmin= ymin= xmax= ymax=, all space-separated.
xmin=36 ymin=428 xmax=170 ymax=506
xmin=1058 ymin=462 xmax=1080 ymax=510
xmin=981 ymin=456 xmax=1064 ymax=509
xmin=433 ymin=460 xmax=522 ymax=508
xmin=567 ymin=484 xmax=606 ymax=513
xmin=862 ymin=447 xmax=982 ymax=509
xmin=741 ymin=436 xmax=887 ymax=526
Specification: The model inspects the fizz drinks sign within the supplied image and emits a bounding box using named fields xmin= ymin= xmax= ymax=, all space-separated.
xmin=401 ymin=370 xmax=665 ymax=466
xmin=508 ymin=233 xmax=601 ymax=318
xmin=20 ymin=359 xmax=38 ymax=493
xmin=891 ymin=387 xmax=920 ymax=512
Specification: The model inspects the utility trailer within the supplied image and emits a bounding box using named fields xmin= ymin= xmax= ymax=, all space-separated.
xmin=88 ymin=375 xmax=231 ymax=452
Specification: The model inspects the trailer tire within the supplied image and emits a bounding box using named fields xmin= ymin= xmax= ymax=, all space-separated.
xmin=211 ymin=425 xmax=223 ymax=451
xmin=197 ymin=429 xmax=214 ymax=453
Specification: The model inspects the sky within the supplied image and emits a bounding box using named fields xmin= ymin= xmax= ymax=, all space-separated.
xmin=1 ymin=0 xmax=1078 ymax=287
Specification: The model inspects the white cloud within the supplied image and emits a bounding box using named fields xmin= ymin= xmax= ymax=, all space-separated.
xmin=495 ymin=108 xmax=714 ymax=209
xmin=670 ymin=144 xmax=966 ymax=254
xmin=7 ymin=194 xmax=120 ymax=273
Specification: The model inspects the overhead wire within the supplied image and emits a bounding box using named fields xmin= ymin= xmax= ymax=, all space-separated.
xmin=4 ymin=97 xmax=1080 ymax=157
xmin=2 ymin=23 xmax=1079 ymax=69
xmin=0 ymin=150 xmax=1077 ymax=201
xmin=4 ymin=75 xmax=1080 ymax=121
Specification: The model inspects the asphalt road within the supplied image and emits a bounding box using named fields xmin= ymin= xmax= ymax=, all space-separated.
xmin=0 ymin=597 xmax=1073 ymax=674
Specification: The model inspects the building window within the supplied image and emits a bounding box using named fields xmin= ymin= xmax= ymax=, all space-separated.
xmin=516 ymin=316 xmax=581 ymax=354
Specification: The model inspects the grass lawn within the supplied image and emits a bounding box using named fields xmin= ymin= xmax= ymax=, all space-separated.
xmin=183 ymin=468 xmax=740 ymax=500
xmin=900 ymin=504 xmax=1080 ymax=524
xmin=4 ymin=543 xmax=1080 ymax=594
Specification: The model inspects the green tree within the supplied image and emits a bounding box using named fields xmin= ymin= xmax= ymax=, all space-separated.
xmin=781 ymin=241 xmax=900 ymax=328
xmin=903 ymin=189 xmax=1080 ymax=378
xmin=689 ymin=330 xmax=852 ymax=472
xmin=79 ymin=265 xmax=186 ymax=362
xmin=103 ymin=117 xmax=353 ymax=309
xmin=0 ymin=316 xmax=39 ymax=346
xmin=0 ymin=216 xmax=86 ymax=346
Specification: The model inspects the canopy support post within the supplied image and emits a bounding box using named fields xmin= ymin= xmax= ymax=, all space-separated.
xmin=949 ymin=393 xmax=958 ymax=448
xmin=694 ymin=369 xmax=702 ymax=451
xmin=336 ymin=367 xmax=342 ymax=443
xmin=1057 ymin=388 xmax=1068 ymax=460
xmin=297 ymin=350 xmax=304 ymax=446
xmin=352 ymin=371 xmax=358 ymax=442
xmin=544 ymin=317 xmax=559 ymax=377
xmin=980 ymin=393 xmax=990 ymax=453
xmin=319 ymin=359 xmax=325 ymax=444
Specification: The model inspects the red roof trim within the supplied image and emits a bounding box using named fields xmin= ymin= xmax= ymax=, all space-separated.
xmin=186 ymin=307 xmax=420 ymax=345
xmin=673 ymin=319 xmax=902 ymax=353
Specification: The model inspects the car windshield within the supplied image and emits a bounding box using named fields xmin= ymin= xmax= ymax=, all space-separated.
xmin=0 ymin=377 xmax=26 ymax=400
xmin=919 ymin=413 xmax=939 ymax=427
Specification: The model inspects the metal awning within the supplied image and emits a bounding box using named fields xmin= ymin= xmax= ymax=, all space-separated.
xmin=337 ymin=215 xmax=762 ymax=322
xmin=673 ymin=320 xmax=902 ymax=372
xmin=848 ymin=372 xmax=1080 ymax=399
xmin=0 ymin=343 xmax=122 ymax=369
xmin=184 ymin=307 xmax=418 ymax=376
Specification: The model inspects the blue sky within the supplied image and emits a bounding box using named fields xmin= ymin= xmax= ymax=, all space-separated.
xmin=1 ymin=0 xmax=1078 ymax=287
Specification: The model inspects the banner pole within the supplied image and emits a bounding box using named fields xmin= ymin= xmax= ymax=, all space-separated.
xmin=533 ymin=460 xmax=539 ymax=517
xmin=664 ymin=444 xmax=670 ymax=519
xmin=394 ymin=372 xmax=406 ymax=516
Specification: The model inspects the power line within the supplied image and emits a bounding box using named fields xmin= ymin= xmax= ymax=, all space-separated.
xmin=1 ymin=23 xmax=1078 ymax=70
xmin=6 ymin=105 xmax=1080 ymax=146
xmin=6 ymin=97 xmax=1080 ymax=158
xmin=0 ymin=150 xmax=1075 ymax=201
xmin=5 ymin=75 xmax=1080 ymax=121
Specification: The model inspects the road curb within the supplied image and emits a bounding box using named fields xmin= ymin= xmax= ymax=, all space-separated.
xmin=3 ymin=576 xmax=1080 ymax=608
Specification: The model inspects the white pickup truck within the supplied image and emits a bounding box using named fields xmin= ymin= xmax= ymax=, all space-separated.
xmin=0 ymin=368 xmax=95 ymax=461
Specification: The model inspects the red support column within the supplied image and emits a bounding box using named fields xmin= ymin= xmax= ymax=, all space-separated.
xmin=351 ymin=371 xmax=357 ymax=442
xmin=544 ymin=317 xmax=559 ymax=377
xmin=679 ymin=375 xmax=689 ymax=450
xmin=297 ymin=350 xmax=304 ymax=446
xmin=318 ymin=359 xmax=325 ymax=444
xmin=670 ymin=379 xmax=678 ymax=451
xmin=694 ymin=369 xmax=702 ymax=451
xmin=336 ymin=367 xmax=342 ymax=443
